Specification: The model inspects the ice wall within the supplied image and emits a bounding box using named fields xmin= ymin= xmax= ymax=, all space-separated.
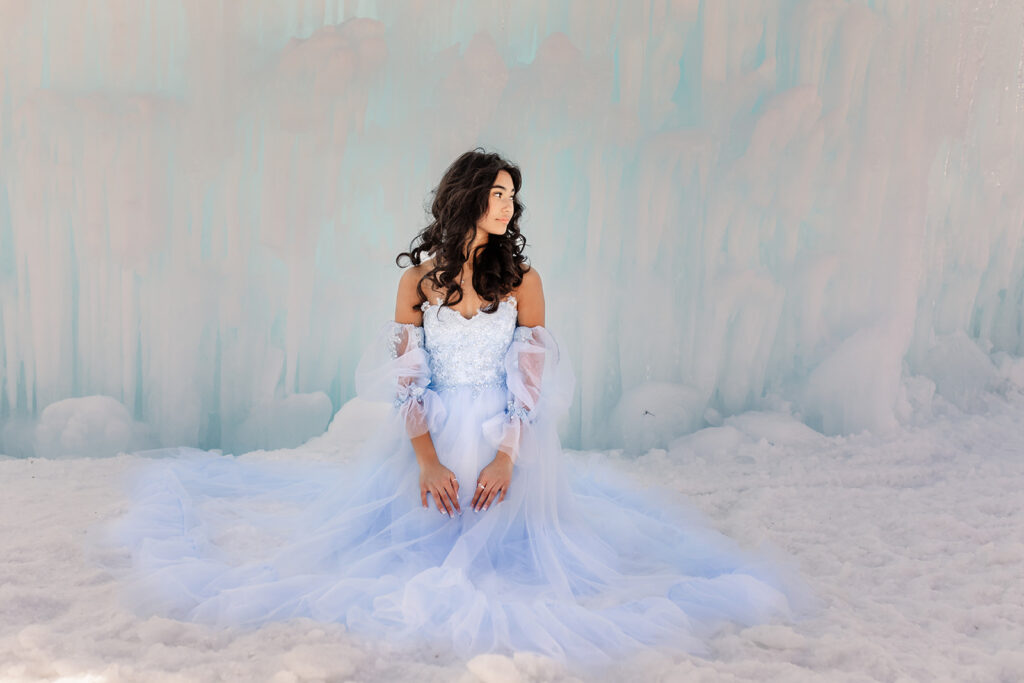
xmin=0 ymin=1 xmax=1022 ymax=456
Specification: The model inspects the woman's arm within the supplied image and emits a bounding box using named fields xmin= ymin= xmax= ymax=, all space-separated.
xmin=515 ymin=267 xmax=545 ymax=327
xmin=395 ymin=266 xmax=460 ymax=516
xmin=394 ymin=266 xmax=425 ymax=325
xmin=471 ymin=267 xmax=545 ymax=512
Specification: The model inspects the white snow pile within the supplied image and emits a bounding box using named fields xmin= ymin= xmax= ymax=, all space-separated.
xmin=2 ymin=391 xmax=1023 ymax=682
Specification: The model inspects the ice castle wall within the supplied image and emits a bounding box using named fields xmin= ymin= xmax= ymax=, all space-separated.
xmin=0 ymin=1 xmax=1022 ymax=455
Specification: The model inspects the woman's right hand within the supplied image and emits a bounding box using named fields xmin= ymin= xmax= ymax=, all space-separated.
xmin=419 ymin=460 xmax=460 ymax=516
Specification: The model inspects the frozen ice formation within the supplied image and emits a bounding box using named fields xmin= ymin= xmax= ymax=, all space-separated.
xmin=0 ymin=1 xmax=1022 ymax=455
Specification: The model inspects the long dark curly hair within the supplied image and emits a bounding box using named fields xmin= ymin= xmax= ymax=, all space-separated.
xmin=396 ymin=148 xmax=529 ymax=313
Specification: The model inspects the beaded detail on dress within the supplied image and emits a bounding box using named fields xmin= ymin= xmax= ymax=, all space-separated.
xmin=421 ymin=296 xmax=517 ymax=391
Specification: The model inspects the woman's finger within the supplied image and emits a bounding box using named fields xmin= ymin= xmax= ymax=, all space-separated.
xmin=481 ymin=486 xmax=500 ymax=511
xmin=442 ymin=482 xmax=461 ymax=513
xmin=441 ymin=483 xmax=457 ymax=516
xmin=421 ymin=487 xmax=429 ymax=509
xmin=498 ymin=485 xmax=508 ymax=503
xmin=471 ymin=482 xmax=486 ymax=509
xmin=432 ymin=486 xmax=449 ymax=516
xmin=477 ymin=484 xmax=495 ymax=512
xmin=475 ymin=483 xmax=492 ymax=511
xmin=450 ymin=473 xmax=459 ymax=496
xmin=440 ymin=485 xmax=456 ymax=516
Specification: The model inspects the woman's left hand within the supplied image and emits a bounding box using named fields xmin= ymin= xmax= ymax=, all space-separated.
xmin=473 ymin=451 xmax=513 ymax=511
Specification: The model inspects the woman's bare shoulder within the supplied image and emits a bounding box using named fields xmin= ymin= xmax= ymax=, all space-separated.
xmin=399 ymin=259 xmax=428 ymax=283
xmin=395 ymin=260 xmax=433 ymax=324
xmin=514 ymin=266 xmax=545 ymax=327
xmin=518 ymin=266 xmax=541 ymax=288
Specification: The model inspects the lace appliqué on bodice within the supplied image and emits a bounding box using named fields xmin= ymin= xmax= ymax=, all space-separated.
xmin=421 ymin=296 xmax=518 ymax=391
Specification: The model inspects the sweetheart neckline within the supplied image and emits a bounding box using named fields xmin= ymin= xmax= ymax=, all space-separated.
xmin=423 ymin=295 xmax=518 ymax=322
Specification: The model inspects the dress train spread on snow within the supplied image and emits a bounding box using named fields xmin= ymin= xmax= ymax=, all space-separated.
xmin=103 ymin=296 xmax=801 ymax=664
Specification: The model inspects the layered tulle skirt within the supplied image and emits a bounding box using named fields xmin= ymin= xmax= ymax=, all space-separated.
xmin=101 ymin=382 xmax=802 ymax=666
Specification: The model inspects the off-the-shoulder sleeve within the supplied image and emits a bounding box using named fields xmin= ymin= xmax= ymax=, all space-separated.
xmin=355 ymin=322 xmax=446 ymax=438
xmin=481 ymin=326 xmax=574 ymax=463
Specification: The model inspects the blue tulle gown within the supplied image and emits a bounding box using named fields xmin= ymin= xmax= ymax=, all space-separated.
xmin=104 ymin=296 xmax=800 ymax=665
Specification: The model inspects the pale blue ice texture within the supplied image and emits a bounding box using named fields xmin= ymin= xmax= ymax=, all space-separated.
xmin=1 ymin=1 xmax=1023 ymax=456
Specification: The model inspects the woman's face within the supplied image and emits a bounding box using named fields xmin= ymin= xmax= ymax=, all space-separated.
xmin=476 ymin=169 xmax=515 ymax=236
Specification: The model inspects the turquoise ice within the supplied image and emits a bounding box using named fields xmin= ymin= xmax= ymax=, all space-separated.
xmin=0 ymin=1 xmax=1022 ymax=456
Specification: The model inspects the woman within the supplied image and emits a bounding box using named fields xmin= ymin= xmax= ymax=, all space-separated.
xmin=105 ymin=149 xmax=800 ymax=667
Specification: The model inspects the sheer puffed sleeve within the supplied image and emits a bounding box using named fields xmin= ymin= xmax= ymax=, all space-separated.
xmin=482 ymin=326 xmax=574 ymax=462
xmin=355 ymin=322 xmax=446 ymax=438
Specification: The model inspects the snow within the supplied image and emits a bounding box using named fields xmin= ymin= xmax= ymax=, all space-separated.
xmin=2 ymin=391 xmax=1024 ymax=682
xmin=32 ymin=397 xmax=156 ymax=460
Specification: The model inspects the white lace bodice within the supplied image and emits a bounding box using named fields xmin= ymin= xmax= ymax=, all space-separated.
xmin=357 ymin=297 xmax=570 ymax=459
xmin=421 ymin=296 xmax=519 ymax=390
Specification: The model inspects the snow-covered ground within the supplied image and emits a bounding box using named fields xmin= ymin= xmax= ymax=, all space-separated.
xmin=2 ymin=393 xmax=1024 ymax=683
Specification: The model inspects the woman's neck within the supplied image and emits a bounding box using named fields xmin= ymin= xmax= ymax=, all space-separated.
xmin=467 ymin=227 xmax=489 ymax=255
